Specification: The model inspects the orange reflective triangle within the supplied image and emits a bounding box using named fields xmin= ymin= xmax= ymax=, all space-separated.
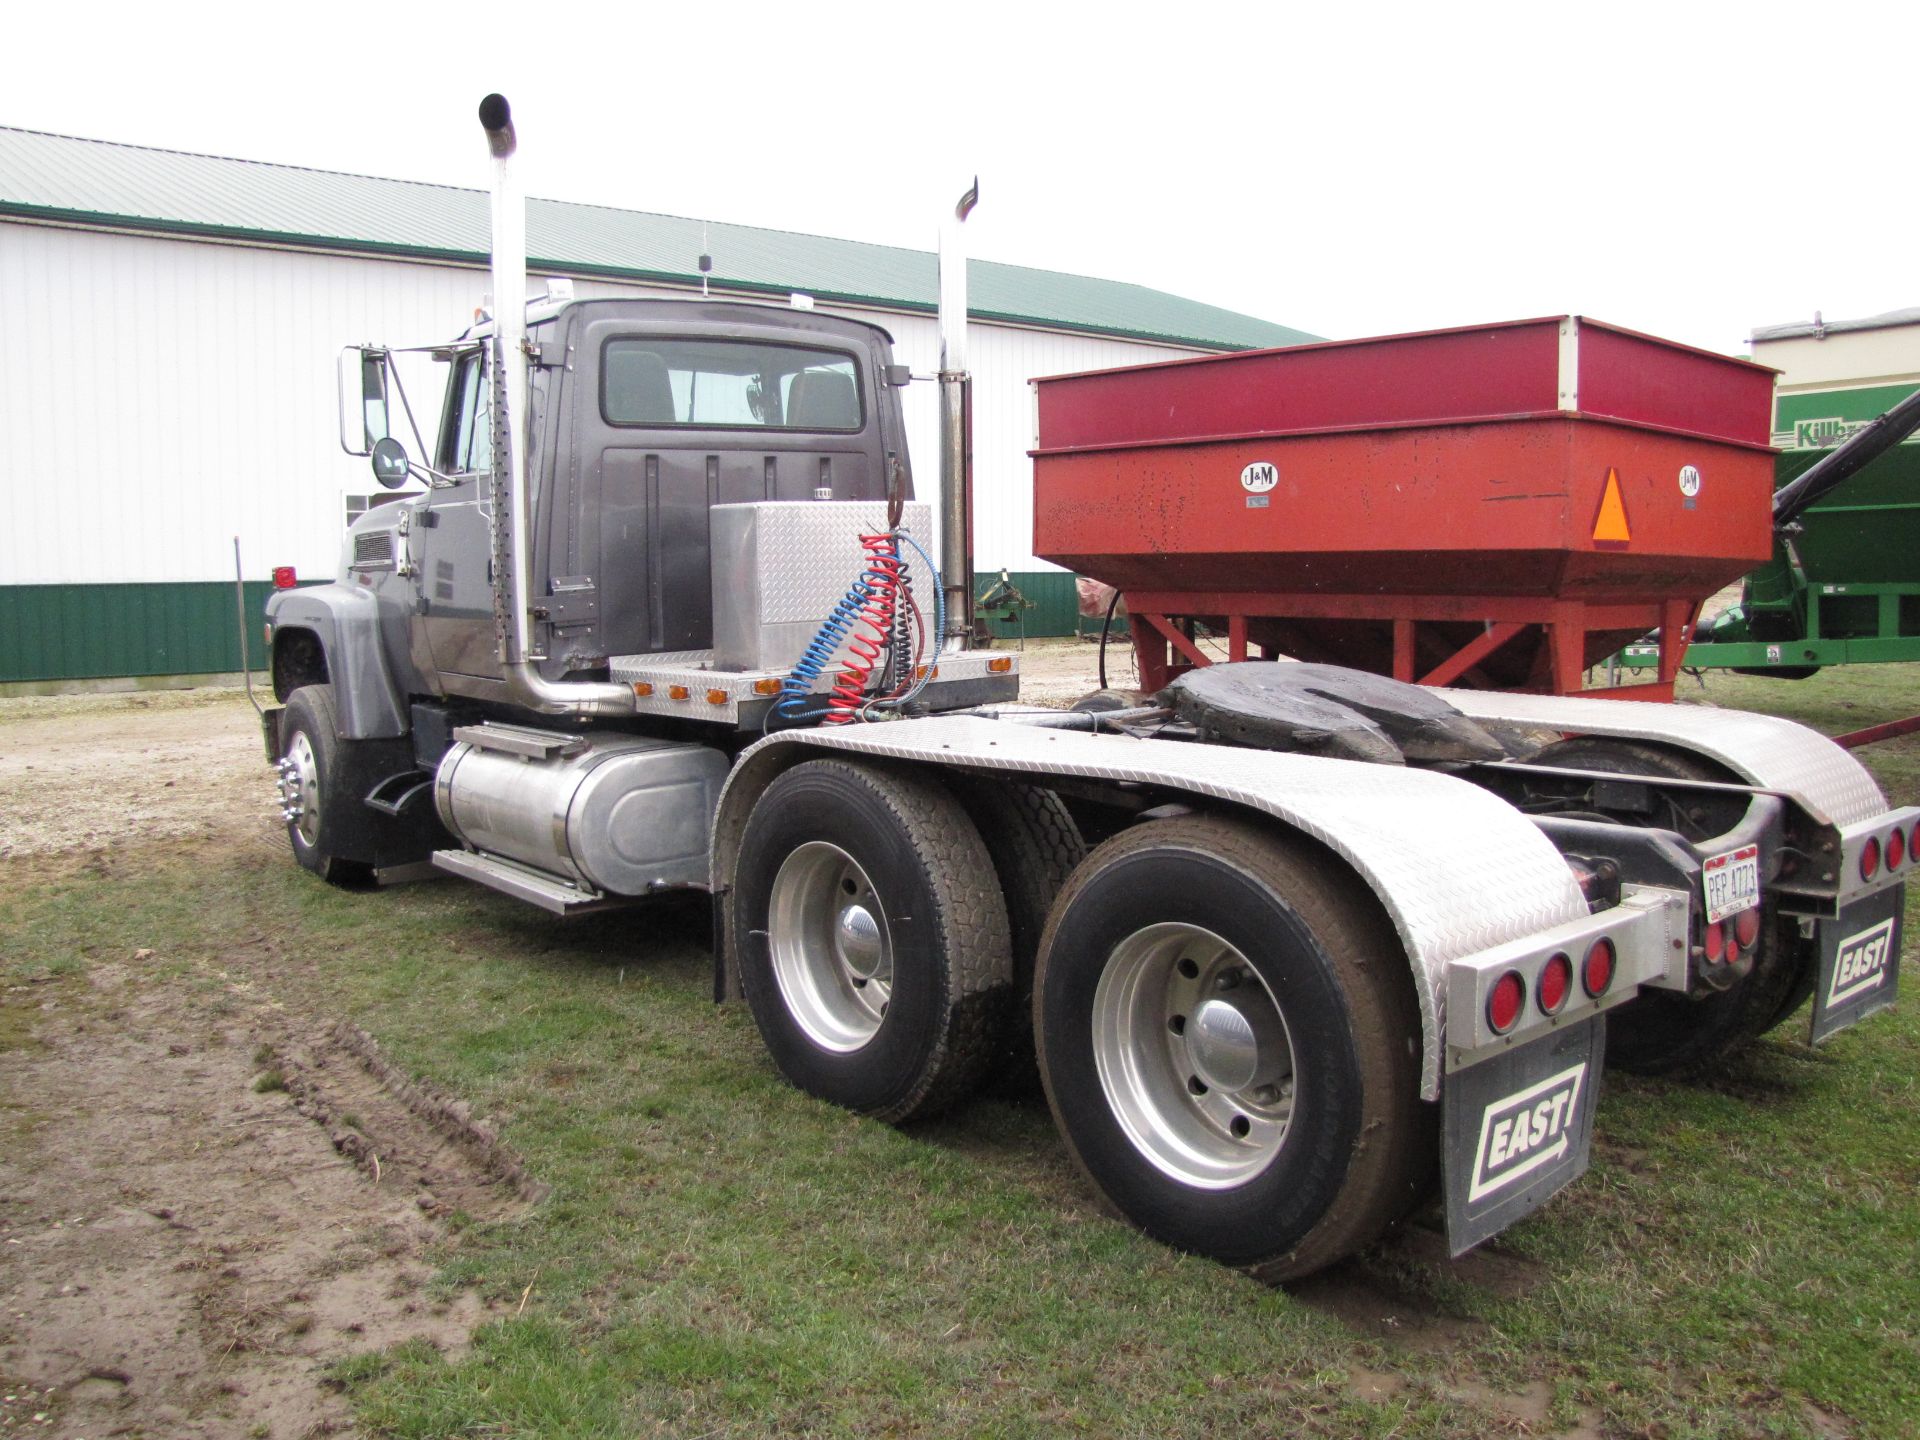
xmin=1592 ymin=468 xmax=1631 ymax=545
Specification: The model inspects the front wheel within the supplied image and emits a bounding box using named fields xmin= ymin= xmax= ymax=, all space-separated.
xmin=1034 ymin=815 xmax=1428 ymax=1281
xmin=278 ymin=684 xmax=373 ymax=887
xmin=732 ymin=760 xmax=1012 ymax=1123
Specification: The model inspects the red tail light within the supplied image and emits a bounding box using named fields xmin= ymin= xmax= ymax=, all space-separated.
xmin=1488 ymin=971 xmax=1525 ymax=1034
xmin=1582 ymin=938 xmax=1615 ymax=997
xmin=1733 ymin=908 xmax=1761 ymax=948
xmin=272 ymin=566 xmax=298 ymax=589
xmin=1702 ymin=920 xmax=1725 ymax=963
xmin=1886 ymin=827 xmax=1905 ymax=872
xmin=1537 ymin=953 xmax=1572 ymax=1014
xmin=1859 ymin=836 xmax=1880 ymax=882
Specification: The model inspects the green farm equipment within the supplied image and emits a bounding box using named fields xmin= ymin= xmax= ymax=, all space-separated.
xmin=1620 ymin=383 xmax=1920 ymax=680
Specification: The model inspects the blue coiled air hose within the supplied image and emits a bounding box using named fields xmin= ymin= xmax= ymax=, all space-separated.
xmin=775 ymin=576 xmax=874 ymax=719
xmin=776 ymin=529 xmax=946 ymax=722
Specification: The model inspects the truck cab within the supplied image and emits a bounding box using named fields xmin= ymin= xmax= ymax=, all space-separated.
xmin=271 ymin=296 xmax=915 ymax=722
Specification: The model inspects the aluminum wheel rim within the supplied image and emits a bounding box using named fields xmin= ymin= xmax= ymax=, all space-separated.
xmin=284 ymin=732 xmax=321 ymax=847
xmin=1092 ymin=922 xmax=1296 ymax=1189
xmin=768 ymin=841 xmax=893 ymax=1053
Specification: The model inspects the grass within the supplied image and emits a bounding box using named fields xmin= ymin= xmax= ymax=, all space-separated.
xmin=3 ymin=665 xmax=1918 ymax=1437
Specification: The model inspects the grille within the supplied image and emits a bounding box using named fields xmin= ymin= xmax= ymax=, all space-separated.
xmin=351 ymin=531 xmax=395 ymax=570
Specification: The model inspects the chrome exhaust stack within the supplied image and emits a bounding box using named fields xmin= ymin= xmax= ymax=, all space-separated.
xmin=937 ymin=179 xmax=978 ymax=652
xmin=477 ymin=94 xmax=631 ymax=717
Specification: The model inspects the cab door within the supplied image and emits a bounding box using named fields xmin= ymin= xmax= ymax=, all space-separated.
xmin=411 ymin=349 xmax=504 ymax=683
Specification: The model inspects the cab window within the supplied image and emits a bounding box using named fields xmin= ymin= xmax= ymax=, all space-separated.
xmin=601 ymin=339 xmax=863 ymax=432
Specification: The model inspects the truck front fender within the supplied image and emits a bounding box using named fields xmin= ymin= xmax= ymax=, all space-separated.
xmin=265 ymin=583 xmax=408 ymax=740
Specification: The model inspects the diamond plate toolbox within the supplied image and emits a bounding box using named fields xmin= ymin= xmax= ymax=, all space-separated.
xmin=711 ymin=501 xmax=933 ymax=671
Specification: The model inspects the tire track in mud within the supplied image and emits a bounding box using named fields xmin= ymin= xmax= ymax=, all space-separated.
xmin=0 ymin=962 xmax=534 ymax=1439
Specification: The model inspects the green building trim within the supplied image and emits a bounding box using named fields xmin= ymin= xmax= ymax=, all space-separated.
xmin=0 ymin=575 xmax=1103 ymax=686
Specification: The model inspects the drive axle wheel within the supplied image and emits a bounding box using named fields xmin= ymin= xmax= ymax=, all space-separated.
xmin=1093 ymin=921 xmax=1299 ymax=1188
xmin=733 ymin=760 xmax=1012 ymax=1124
xmin=767 ymin=841 xmax=895 ymax=1051
xmin=1035 ymin=815 xmax=1428 ymax=1281
xmin=949 ymin=778 xmax=1086 ymax=1091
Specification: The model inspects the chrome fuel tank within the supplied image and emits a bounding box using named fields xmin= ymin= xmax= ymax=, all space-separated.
xmin=435 ymin=724 xmax=729 ymax=895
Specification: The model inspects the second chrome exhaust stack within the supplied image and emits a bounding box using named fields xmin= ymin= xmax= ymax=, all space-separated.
xmin=938 ymin=179 xmax=978 ymax=652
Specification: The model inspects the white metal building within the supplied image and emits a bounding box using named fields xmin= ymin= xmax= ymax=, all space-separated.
xmin=0 ymin=126 xmax=1313 ymax=684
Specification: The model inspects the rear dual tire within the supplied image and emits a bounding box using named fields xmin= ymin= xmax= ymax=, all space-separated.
xmin=1035 ymin=815 xmax=1428 ymax=1280
xmin=735 ymin=770 xmax=1427 ymax=1278
xmin=732 ymin=760 xmax=1013 ymax=1123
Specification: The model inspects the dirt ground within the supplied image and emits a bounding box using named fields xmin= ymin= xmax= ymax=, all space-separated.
xmin=0 ymin=690 xmax=541 ymax=1440
xmin=988 ymin=633 xmax=1136 ymax=705
xmin=0 ymin=691 xmax=270 ymax=861
xmin=0 ymin=647 xmax=1120 ymax=1439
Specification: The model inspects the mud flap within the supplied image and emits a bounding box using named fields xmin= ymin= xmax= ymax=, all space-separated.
xmin=260 ymin=706 xmax=284 ymax=763
xmin=1810 ymin=887 xmax=1902 ymax=1045
xmin=1442 ymin=1018 xmax=1605 ymax=1256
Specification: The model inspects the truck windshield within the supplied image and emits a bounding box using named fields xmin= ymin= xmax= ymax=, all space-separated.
xmin=601 ymin=339 xmax=863 ymax=432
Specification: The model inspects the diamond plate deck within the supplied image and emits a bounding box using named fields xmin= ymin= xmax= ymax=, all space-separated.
xmin=1440 ymin=691 xmax=1889 ymax=827
xmin=610 ymin=650 xmax=1016 ymax=723
xmin=724 ymin=715 xmax=1590 ymax=1098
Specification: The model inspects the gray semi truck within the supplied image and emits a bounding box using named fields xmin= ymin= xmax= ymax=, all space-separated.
xmin=260 ymin=96 xmax=1913 ymax=1281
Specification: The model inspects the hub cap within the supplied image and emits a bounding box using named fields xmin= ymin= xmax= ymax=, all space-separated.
xmin=1092 ymin=922 xmax=1296 ymax=1189
xmin=768 ymin=842 xmax=893 ymax=1052
xmin=281 ymin=734 xmax=321 ymax=847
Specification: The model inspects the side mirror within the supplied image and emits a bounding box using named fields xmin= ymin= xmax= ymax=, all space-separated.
xmin=337 ymin=346 xmax=392 ymax=457
xmin=884 ymin=364 xmax=913 ymax=388
xmin=370 ymin=437 xmax=412 ymax=489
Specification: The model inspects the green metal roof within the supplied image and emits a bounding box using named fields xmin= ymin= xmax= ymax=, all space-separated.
xmin=0 ymin=126 xmax=1317 ymax=352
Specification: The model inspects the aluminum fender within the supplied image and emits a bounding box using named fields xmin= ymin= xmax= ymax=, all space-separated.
xmin=265 ymin=584 xmax=407 ymax=739
xmin=1443 ymin=690 xmax=1887 ymax=828
xmin=713 ymin=716 xmax=1588 ymax=1099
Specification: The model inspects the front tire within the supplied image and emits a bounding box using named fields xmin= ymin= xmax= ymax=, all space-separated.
xmin=733 ymin=760 xmax=1012 ymax=1123
xmin=278 ymin=684 xmax=373 ymax=887
xmin=1034 ymin=815 xmax=1427 ymax=1281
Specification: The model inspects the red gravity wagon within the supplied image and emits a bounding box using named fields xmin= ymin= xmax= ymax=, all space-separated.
xmin=1030 ymin=316 xmax=1777 ymax=699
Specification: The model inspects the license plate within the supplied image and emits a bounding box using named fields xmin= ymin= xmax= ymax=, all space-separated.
xmin=1702 ymin=844 xmax=1760 ymax=924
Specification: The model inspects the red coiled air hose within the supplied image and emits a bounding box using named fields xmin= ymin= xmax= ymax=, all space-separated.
xmin=824 ymin=534 xmax=902 ymax=723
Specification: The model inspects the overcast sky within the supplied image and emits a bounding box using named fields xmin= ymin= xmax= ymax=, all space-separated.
xmin=10 ymin=1 xmax=1915 ymax=355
